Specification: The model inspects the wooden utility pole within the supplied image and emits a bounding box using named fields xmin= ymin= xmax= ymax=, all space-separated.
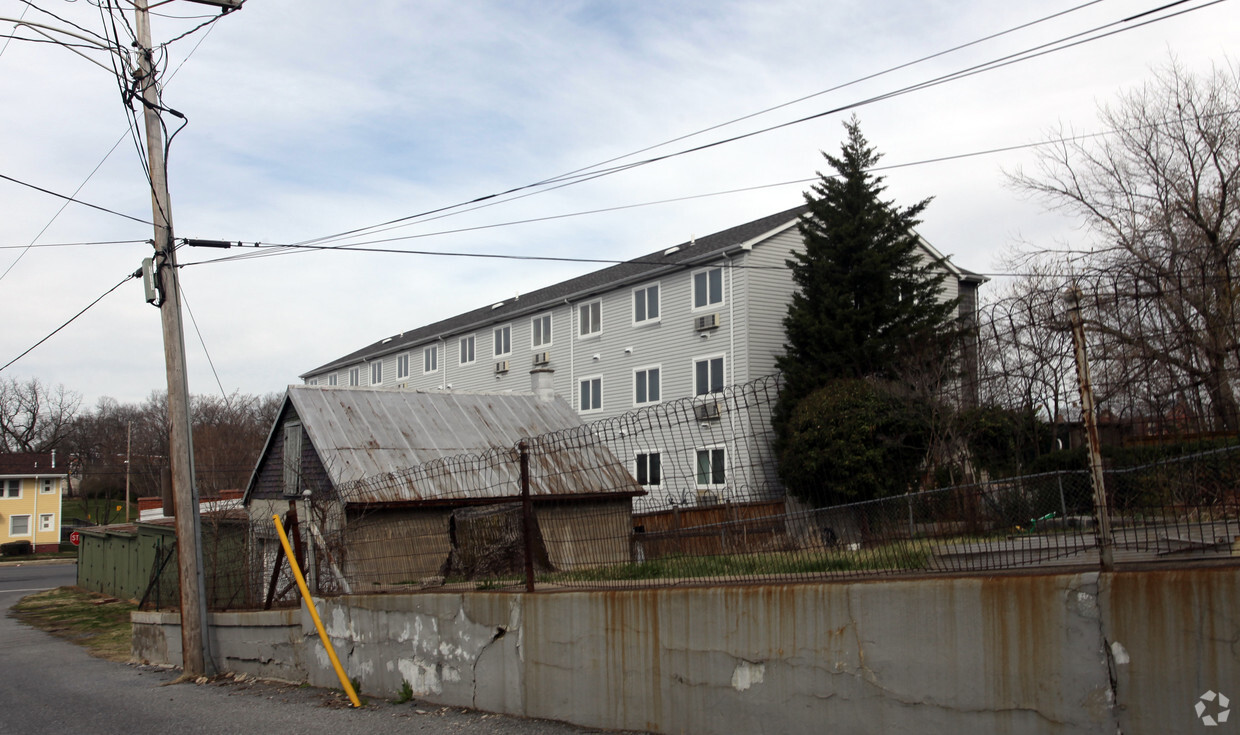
xmin=1064 ymin=286 xmax=1114 ymax=571
xmin=133 ymin=0 xmax=213 ymax=676
xmin=124 ymin=422 xmax=131 ymax=521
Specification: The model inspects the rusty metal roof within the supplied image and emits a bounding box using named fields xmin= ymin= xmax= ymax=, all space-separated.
xmin=286 ymin=386 xmax=640 ymax=503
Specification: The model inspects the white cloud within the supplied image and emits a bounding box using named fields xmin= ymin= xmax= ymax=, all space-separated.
xmin=1 ymin=0 xmax=1238 ymax=406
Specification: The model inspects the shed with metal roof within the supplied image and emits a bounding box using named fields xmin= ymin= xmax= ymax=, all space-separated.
xmin=244 ymin=377 xmax=642 ymax=589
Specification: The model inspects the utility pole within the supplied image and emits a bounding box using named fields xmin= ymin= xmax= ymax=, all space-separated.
xmin=133 ymin=0 xmax=213 ymax=676
xmin=124 ymin=421 xmax=131 ymax=521
xmin=1064 ymin=286 xmax=1114 ymax=571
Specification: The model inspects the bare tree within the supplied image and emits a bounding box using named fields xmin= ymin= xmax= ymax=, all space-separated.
xmin=976 ymin=250 xmax=1076 ymax=425
xmin=1010 ymin=58 xmax=1240 ymax=432
xmin=0 ymin=377 xmax=82 ymax=453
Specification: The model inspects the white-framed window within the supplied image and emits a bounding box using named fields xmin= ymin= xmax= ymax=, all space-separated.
xmin=460 ymin=335 xmax=476 ymax=365
xmin=40 ymin=479 xmax=55 ymax=494
xmin=635 ymin=452 xmax=661 ymax=487
xmin=370 ymin=360 xmax=383 ymax=385
xmin=494 ymin=325 xmax=512 ymax=357
xmin=329 ymin=373 xmax=338 ymax=386
xmin=9 ymin=514 xmax=30 ymax=537
xmin=579 ymin=376 xmax=602 ymax=413
xmin=696 ymin=447 xmax=726 ymax=487
xmin=693 ymin=266 xmax=724 ymax=309
xmin=308 ymin=378 xmax=318 ymax=386
xmin=634 ymin=366 xmax=661 ymax=405
xmin=633 ymin=283 xmax=660 ymax=324
xmin=694 ymin=355 xmax=725 ymax=396
xmin=3 ymin=480 xmax=20 ymax=499
xmin=39 ymin=513 xmax=54 ymax=532
xmin=424 ymin=345 xmax=439 ymax=374
xmin=578 ymin=300 xmax=602 ymax=338
xmin=532 ymin=314 xmax=552 ymax=348
xmin=348 ymin=367 xmax=360 ymax=387
xmin=397 ymin=353 xmax=410 ymax=379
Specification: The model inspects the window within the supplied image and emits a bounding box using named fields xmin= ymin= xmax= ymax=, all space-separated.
xmin=397 ymin=353 xmax=410 ymax=379
xmin=348 ymin=367 xmax=360 ymax=387
xmin=494 ymin=325 xmax=512 ymax=357
xmin=696 ymin=448 xmax=726 ymax=487
xmin=635 ymin=452 xmax=661 ymax=487
xmin=329 ymin=373 xmax=338 ymax=386
xmin=3 ymin=480 xmax=19 ymax=498
xmin=40 ymin=479 xmax=54 ymax=494
xmin=579 ymin=376 xmax=602 ymax=412
xmin=532 ymin=314 xmax=552 ymax=348
xmin=39 ymin=514 xmax=54 ymax=531
xmin=283 ymin=423 xmax=302 ymax=497
xmin=693 ymin=267 xmax=724 ymax=309
xmin=634 ymin=283 xmax=660 ymax=324
xmin=370 ymin=360 xmax=383 ymax=385
xmin=424 ymin=345 xmax=439 ymax=373
xmin=460 ymin=335 xmax=476 ymax=365
xmin=308 ymin=378 xmax=318 ymax=386
xmin=578 ymin=300 xmax=601 ymax=338
xmin=9 ymin=515 xmax=30 ymax=536
xmin=694 ymin=356 xmax=725 ymax=395
xmin=634 ymin=366 xmax=661 ymax=405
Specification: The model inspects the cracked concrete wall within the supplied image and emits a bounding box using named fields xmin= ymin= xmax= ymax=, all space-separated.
xmin=520 ymin=576 xmax=1118 ymax=734
xmin=132 ymin=567 xmax=1240 ymax=735
xmin=131 ymin=608 xmax=304 ymax=682
xmin=1101 ymin=568 xmax=1240 ymax=735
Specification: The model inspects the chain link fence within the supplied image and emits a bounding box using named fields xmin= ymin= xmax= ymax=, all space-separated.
xmin=139 ymin=374 xmax=1240 ymax=611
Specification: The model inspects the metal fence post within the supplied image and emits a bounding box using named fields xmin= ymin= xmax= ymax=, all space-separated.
xmin=520 ymin=440 xmax=535 ymax=592
xmin=1057 ymin=473 xmax=1068 ymax=522
xmin=1064 ymin=286 xmax=1115 ymax=571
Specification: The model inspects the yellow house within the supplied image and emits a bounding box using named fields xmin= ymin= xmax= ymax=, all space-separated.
xmin=0 ymin=452 xmax=67 ymax=553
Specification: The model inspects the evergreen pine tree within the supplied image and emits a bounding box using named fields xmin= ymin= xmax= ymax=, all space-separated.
xmin=773 ymin=118 xmax=960 ymax=503
xmin=776 ymin=118 xmax=958 ymax=403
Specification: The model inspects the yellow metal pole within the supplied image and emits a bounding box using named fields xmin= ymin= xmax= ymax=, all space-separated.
xmin=272 ymin=514 xmax=361 ymax=708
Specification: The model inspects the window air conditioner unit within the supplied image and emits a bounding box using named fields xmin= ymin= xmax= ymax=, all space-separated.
xmin=695 ymin=313 xmax=720 ymax=331
xmin=696 ymin=490 xmax=720 ymax=506
xmin=695 ymin=401 xmax=722 ymax=420
xmin=533 ymin=351 xmax=551 ymax=366
xmin=495 ymin=360 xmax=510 ymax=374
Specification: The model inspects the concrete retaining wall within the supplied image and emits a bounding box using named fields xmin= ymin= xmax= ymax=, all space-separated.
xmin=132 ymin=567 xmax=1240 ymax=734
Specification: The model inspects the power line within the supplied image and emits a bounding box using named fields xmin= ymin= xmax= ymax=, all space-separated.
xmin=0 ymin=239 xmax=148 ymax=250
xmin=0 ymin=271 xmax=138 ymax=373
xmin=0 ymin=131 xmax=137 ymax=284
xmin=0 ymin=3 xmax=29 ymax=56
xmin=1 ymin=3 xmax=224 ymax=283
xmin=285 ymin=0 xmax=1218 ymax=255
xmin=184 ymin=107 xmax=1227 ymax=270
xmin=0 ymin=171 xmax=153 ymax=225
xmin=177 ymin=282 xmax=231 ymax=404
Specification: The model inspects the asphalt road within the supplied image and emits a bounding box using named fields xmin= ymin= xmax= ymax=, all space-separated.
xmin=0 ymin=562 xmax=629 ymax=735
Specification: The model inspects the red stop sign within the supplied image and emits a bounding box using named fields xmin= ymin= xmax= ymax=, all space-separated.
xmin=69 ymin=531 xmax=81 ymax=546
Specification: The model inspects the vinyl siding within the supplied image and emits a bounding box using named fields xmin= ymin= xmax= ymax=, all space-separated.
xmin=297 ymin=210 xmax=978 ymax=512
xmin=0 ymin=476 xmax=63 ymax=548
xmin=742 ymin=226 xmax=804 ymax=380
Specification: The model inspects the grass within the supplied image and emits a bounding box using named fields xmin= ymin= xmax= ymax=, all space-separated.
xmin=9 ymin=587 xmax=135 ymax=661
xmin=542 ymin=543 xmax=933 ymax=584
xmin=62 ymin=497 xmax=138 ymax=526
xmin=395 ymin=679 xmax=414 ymax=704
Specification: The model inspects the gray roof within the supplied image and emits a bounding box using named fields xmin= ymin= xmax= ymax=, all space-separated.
xmin=275 ymin=385 xmax=639 ymax=503
xmin=302 ymin=202 xmax=985 ymax=378
xmin=302 ymin=203 xmax=812 ymax=377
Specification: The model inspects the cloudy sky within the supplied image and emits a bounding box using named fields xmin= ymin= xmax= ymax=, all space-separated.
xmin=1 ymin=0 xmax=1238 ymax=409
